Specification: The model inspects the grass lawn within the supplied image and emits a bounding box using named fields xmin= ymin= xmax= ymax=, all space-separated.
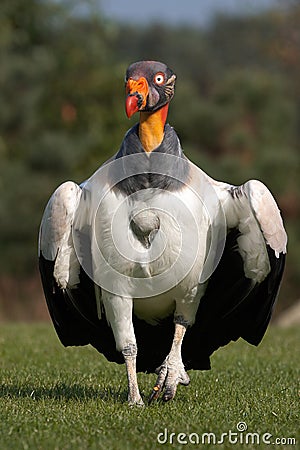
xmin=0 ymin=323 xmax=299 ymax=450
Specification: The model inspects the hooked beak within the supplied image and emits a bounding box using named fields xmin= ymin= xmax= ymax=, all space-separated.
xmin=125 ymin=77 xmax=149 ymax=118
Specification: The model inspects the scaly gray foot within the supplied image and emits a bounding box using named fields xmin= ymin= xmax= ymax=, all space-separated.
xmin=149 ymin=358 xmax=190 ymax=403
xmin=128 ymin=395 xmax=145 ymax=407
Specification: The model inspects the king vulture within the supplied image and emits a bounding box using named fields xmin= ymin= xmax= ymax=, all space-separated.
xmin=39 ymin=61 xmax=287 ymax=406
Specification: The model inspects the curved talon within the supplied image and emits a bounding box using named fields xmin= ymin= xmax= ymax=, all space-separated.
xmin=163 ymin=389 xmax=175 ymax=402
xmin=148 ymin=384 xmax=163 ymax=404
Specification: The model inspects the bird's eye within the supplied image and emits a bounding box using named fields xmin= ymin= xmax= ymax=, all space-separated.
xmin=154 ymin=73 xmax=165 ymax=85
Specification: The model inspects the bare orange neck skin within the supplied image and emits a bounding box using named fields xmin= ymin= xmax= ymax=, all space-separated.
xmin=139 ymin=104 xmax=169 ymax=153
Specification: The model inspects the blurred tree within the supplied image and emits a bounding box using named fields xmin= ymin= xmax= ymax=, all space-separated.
xmin=0 ymin=0 xmax=299 ymax=310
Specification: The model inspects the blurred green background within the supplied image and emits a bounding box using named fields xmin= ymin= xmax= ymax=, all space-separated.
xmin=0 ymin=0 xmax=299 ymax=320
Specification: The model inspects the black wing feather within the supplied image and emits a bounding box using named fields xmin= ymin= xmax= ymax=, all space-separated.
xmin=182 ymin=229 xmax=285 ymax=370
xmin=39 ymin=255 xmax=123 ymax=364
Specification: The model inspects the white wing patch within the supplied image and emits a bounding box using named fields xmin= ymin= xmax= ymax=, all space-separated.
xmin=39 ymin=181 xmax=82 ymax=289
xmin=214 ymin=178 xmax=287 ymax=284
xmin=245 ymin=180 xmax=287 ymax=257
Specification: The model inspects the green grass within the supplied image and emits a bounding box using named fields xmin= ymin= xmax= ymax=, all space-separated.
xmin=0 ymin=324 xmax=299 ymax=450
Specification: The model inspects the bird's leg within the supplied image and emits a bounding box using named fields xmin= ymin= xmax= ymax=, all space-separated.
xmin=122 ymin=343 xmax=144 ymax=406
xmin=102 ymin=293 xmax=144 ymax=406
xmin=149 ymin=315 xmax=190 ymax=403
xmin=149 ymin=288 xmax=203 ymax=403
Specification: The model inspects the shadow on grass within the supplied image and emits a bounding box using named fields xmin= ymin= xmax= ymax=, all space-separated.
xmin=0 ymin=383 xmax=128 ymax=403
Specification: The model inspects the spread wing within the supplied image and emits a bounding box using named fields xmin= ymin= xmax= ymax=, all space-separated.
xmin=181 ymin=179 xmax=287 ymax=370
xmin=39 ymin=181 xmax=86 ymax=342
xmin=38 ymin=180 xmax=125 ymax=363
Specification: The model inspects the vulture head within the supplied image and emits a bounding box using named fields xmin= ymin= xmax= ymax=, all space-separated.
xmin=125 ymin=60 xmax=176 ymax=118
